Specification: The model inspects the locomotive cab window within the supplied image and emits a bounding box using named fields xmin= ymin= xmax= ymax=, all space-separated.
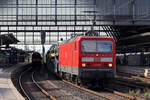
xmin=81 ymin=40 xmax=112 ymax=53
xmin=51 ymin=49 xmax=54 ymax=53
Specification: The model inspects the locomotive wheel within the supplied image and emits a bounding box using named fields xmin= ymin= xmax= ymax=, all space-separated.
xmin=68 ymin=74 xmax=72 ymax=82
xmin=71 ymin=75 xmax=76 ymax=83
xmin=62 ymin=72 xmax=65 ymax=79
xmin=91 ymin=80 xmax=97 ymax=87
xmin=58 ymin=71 xmax=62 ymax=78
xmin=98 ymin=80 xmax=104 ymax=89
xmin=76 ymin=77 xmax=81 ymax=86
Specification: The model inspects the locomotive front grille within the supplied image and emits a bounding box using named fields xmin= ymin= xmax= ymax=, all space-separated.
xmin=80 ymin=68 xmax=115 ymax=79
xmin=81 ymin=68 xmax=113 ymax=72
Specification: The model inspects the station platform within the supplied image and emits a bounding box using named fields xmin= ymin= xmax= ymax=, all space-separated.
xmin=0 ymin=62 xmax=28 ymax=100
xmin=117 ymin=65 xmax=150 ymax=77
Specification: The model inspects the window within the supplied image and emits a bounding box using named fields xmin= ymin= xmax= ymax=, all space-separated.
xmin=81 ymin=40 xmax=112 ymax=53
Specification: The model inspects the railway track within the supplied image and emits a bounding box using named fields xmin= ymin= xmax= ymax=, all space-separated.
xmin=19 ymin=67 xmax=50 ymax=100
xmin=34 ymin=71 xmax=131 ymax=100
xmin=130 ymin=75 xmax=150 ymax=84
xmin=62 ymin=79 xmax=145 ymax=100
xmin=32 ymin=71 xmax=56 ymax=100
xmin=117 ymin=72 xmax=150 ymax=82
xmin=34 ymin=72 xmax=104 ymax=100
xmin=33 ymin=70 xmax=146 ymax=100
xmin=117 ymin=72 xmax=150 ymax=88
xmin=115 ymin=79 xmax=145 ymax=89
xmin=19 ymin=67 xmax=32 ymax=100
xmin=113 ymin=72 xmax=150 ymax=99
xmin=19 ymin=67 xmax=146 ymax=100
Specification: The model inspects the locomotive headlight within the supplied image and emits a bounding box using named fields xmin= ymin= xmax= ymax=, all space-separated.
xmin=108 ymin=63 xmax=113 ymax=67
xmin=82 ymin=57 xmax=94 ymax=62
xmin=51 ymin=53 xmax=55 ymax=57
xmin=82 ymin=63 xmax=86 ymax=67
xmin=101 ymin=57 xmax=112 ymax=62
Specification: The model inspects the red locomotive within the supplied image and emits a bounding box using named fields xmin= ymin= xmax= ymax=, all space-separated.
xmin=47 ymin=35 xmax=116 ymax=85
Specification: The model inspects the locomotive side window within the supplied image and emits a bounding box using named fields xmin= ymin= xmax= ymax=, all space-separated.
xmin=81 ymin=40 xmax=112 ymax=53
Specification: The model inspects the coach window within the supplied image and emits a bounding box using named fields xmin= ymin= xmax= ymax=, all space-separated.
xmin=75 ymin=42 xmax=77 ymax=51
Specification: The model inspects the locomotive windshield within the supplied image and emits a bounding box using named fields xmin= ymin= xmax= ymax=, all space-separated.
xmin=81 ymin=40 xmax=112 ymax=53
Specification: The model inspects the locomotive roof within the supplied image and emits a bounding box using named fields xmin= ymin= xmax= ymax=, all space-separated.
xmin=60 ymin=36 xmax=114 ymax=44
xmin=60 ymin=36 xmax=77 ymax=44
xmin=78 ymin=36 xmax=114 ymax=39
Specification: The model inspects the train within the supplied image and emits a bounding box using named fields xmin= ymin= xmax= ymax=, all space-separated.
xmin=46 ymin=35 xmax=116 ymax=85
xmin=32 ymin=52 xmax=42 ymax=71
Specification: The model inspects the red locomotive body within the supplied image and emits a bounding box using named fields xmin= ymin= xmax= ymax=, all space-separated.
xmin=58 ymin=36 xmax=116 ymax=82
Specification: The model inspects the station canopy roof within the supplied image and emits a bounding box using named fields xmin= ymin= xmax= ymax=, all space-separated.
xmin=114 ymin=26 xmax=150 ymax=53
xmin=0 ymin=34 xmax=20 ymax=45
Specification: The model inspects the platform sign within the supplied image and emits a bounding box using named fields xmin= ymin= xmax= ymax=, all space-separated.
xmin=41 ymin=31 xmax=46 ymax=44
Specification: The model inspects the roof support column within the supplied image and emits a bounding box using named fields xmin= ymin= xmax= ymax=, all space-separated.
xmin=36 ymin=0 xmax=38 ymax=26
xmin=33 ymin=27 xmax=34 ymax=45
xmin=66 ymin=26 xmax=67 ymax=40
xmin=113 ymin=0 xmax=116 ymax=25
xmin=132 ymin=0 xmax=135 ymax=24
xmin=0 ymin=27 xmax=2 ymax=35
xmin=55 ymin=0 xmax=57 ymax=26
xmin=49 ymin=27 xmax=51 ymax=44
xmin=94 ymin=0 xmax=96 ymax=23
xmin=57 ymin=26 xmax=59 ymax=41
xmin=16 ymin=26 xmax=17 ymax=39
xmin=16 ymin=0 xmax=18 ymax=26
xmin=75 ymin=0 xmax=77 ymax=26
xmin=99 ymin=26 xmax=101 ymax=36
xmin=0 ymin=27 xmax=1 ymax=47
xmin=24 ymin=27 xmax=26 ymax=45
xmin=8 ymin=26 xmax=10 ymax=34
